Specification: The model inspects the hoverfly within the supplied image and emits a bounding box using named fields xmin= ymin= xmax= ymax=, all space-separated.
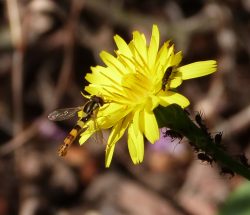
xmin=162 ymin=66 xmax=173 ymax=91
xmin=48 ymin=96 xmax=104 ymax=156
xmin=197 ymin=152 xmax=213 ymax=165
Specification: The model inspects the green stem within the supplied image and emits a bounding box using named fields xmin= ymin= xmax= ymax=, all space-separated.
xmin=154 ymin=104 xmax=250 ymax=180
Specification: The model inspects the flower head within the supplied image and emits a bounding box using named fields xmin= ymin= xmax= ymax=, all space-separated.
xmin=79 ymin=25 xmax=217 ymax=167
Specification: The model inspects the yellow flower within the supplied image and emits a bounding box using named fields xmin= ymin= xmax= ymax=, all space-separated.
xmin=79 ymin=25 xmax=217 ymax=167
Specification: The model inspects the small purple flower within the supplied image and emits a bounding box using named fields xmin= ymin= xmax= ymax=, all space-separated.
xmin=149 ymin=128 xmax=186 ymax=155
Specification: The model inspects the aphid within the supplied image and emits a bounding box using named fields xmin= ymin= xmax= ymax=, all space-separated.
xmin=197 ymin=152 xmax=213 ymax=165
xmin=237 ymin=154 xmax=250 ymax=168
xmin=220 ymin=167 xmax=235 ymax=178
xmin=162 ymin=66 xmax=173 ymax=91
xmin=163 ymin=129 xmax=183 ymax=142
xmin=214 ymin=132 xmax=223 ymax=145
xmin=213 ymin=132 xmax=226 ymax=150
xmin=195 ymin=112 xmax=213 ymax=141
xmin=195 ymin=112 xmax=207 ymax=132
xmin=48 ymin=95 xmax=104 ymax=156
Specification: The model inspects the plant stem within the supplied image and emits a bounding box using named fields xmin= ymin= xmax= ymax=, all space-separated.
xmin=154 ymin=104 xmax=250 ymax=180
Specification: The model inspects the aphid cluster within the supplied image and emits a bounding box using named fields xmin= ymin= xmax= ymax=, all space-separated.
xmin=48 ymin=95 xmax=104 ymax=156
xmin=163 ymin=129 xmax=183 ymax=143
xmin=192 ymin=113 xmax=221 ymax=165
xmin=192 ymin=112 xmax=250 ymax=177
xmin=195 ymin=112 xmax=213 ymax=141
xmin=197 ymin=152 xmax=213 ymax=165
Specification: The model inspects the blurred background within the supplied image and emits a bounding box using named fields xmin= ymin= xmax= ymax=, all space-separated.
xmin=0 ymin=0 xmax=250 ymax=215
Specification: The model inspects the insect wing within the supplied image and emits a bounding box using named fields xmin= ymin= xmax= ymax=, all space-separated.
xmin=48 ymin=106 xmax=84 ymax=121
xmin=90 ymin=110 xmax=105 ymax=145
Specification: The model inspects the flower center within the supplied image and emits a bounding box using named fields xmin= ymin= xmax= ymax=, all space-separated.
xmin=121 ymin=71 xmax=153 ymax=105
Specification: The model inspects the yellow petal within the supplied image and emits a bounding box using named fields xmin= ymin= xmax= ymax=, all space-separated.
xmin=169 ymin=75 xmax=182 ymax=88
xmin=85 ymin=83 xmax=122 ymax=98
xmin=145 ymin=95 xmax=160 ymax=111
xmin=133 ymin=111 xmax=144 ymax=162
xmin=153 ymin=42 xmax=172 ymax=79
xmin=85 ymin=74 xmax=125 ymax=98
xmin=163 ymin=45 xmax=175 ymax=69
xmin=100 ymin=51 xmax=127 ymax=75
xmin=158 ymin=91 xmax=190 ymax=108
xmin=98 ymin=103 xmax=132 ymax=128
xmin=79 ymin=128 xmax=95 ymax=145
xmin=86 ymin=66 xmax=121 ymax=87
xmin=84 ymin=85 xmax=101 ymax=96
xmin=132 ymin=31 xmax=147 ymax=62
xmin=140 ymin=109 xmax=159 ymax=144
xmin=105 ymin=143 xmax=115 ymax=168
xmin=148 ymin=25 xmax=159 ymax=70
xmin=155 ymin=42 xmax=169 ymax=71
xmin=127 ymin=125 xmax=137 ymax=164
xmin=178 ymin=60 xmax=217 ymax=80
xmin=116 ymin=54 xmax=135 ymax=74
xmin=171 ymin=51 xmax=182 ymax=66
xmin=105 ymin=114 xmax=131 ymax=167
xmin=127 ymin=111 xmax=144 ymax=163
xmin=114 ymin=35 xmax=132 ymax=58
xmin=127 ymin=122 xmax=144 ymax=164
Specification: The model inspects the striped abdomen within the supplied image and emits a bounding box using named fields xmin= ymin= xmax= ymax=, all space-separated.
xmin=57 ymin=124 xmax=82 ymax=157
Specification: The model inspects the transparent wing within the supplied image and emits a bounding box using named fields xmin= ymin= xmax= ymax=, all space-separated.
xmin=48 ymin=106 xmax=84 ymax=121
xmin=92 ymin=110 xmax=105 ymax=145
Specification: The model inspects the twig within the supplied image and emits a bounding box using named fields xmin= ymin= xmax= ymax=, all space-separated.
xmin=115 ymin=144 xmax=195 ymax=215
xmin=0 ymin=117 xmax=42 ymax=156
xmin=215 ymin=105 xmax=250 ymax=140
xmin=46 ymin=0 xmax=84 ymax=110
xmin=6 ymin=0 xmax=24 ymax=134
xmin=84 ymin=0 xmax=219 ymax=42
xmin=0 ymin=0 xmax=84 ymax=155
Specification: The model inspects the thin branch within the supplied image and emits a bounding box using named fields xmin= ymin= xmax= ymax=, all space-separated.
xmin=215 ymin=105 xmax=250 ymax=140
xmin=0 ymin=0 xmax=84 ymax=155
xmin=0 ymin=117 xmax=42 ymax=156
xmin=6 ymin=0 xmax=24 ymax=134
